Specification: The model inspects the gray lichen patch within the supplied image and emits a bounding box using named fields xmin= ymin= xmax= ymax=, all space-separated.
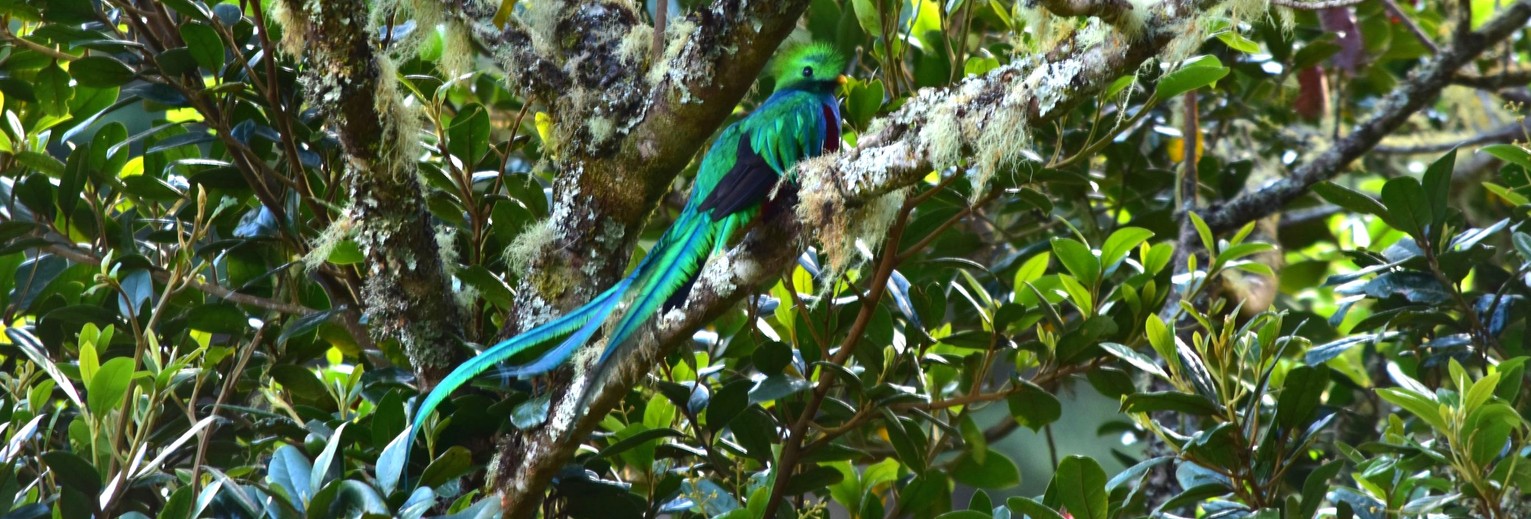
xmin=795 ymin=153 xmax=910 ymax=281
xmin=647 ymin=18 xmax=700 ymax=96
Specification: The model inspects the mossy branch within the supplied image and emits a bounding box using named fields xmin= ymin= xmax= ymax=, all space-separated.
xmin=285 ymin=0 xmax=466 ymax=382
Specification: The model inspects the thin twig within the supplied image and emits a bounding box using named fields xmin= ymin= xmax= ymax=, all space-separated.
xmin=1381 ymin=0 xmax=1441 ymax=53
xmin=2 ymin=32 xmax=79 ymax=60
xmin=35 ymin=236 xmax=316 ymax=315
xmin=651 ymin=0 xmax=668 ymax=67
xmin=1269 ymin=0 xmax=1366 ymax=9
xmin=761 ymin=197 xmax=913 ymax=519
xmin=1374 ymin=120 xmax=1530 ymax=154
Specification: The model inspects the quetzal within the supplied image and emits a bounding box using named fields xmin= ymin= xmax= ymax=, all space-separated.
xmin=394 ymin=43 xmax=847 ymax=472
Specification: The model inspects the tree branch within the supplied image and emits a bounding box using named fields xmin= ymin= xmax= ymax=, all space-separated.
xmin=1452 ymin=68 xmax=1531 ymax=90
xmin=285 ymin=0 xmax=466 ymax=381
xmin=1200 ymin=0 xmax=1531 ymax=234
xmin=1374 ymin=120 xmax=1531 ymax=154
xmin=34 ymin=237 xmax=317 ymax=316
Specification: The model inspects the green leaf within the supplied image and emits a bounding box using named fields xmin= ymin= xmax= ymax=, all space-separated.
xmin=1376 ymin=387 xmax=1447 ymax=433
xmin=267 ymin=445 xmax=312 ymax=510
xmin=375 ymin=431 xmax=409 ymax=496
xmin=959 ymin=415 xmax=987 ymax=463
xmin=1380 ymin=177 xmax=1434 ymax=241
xmin=1465 ymin=403 xmax=1522 ymax=467
xmin=1100 ymin=227 xmax=1153 ymax=274
xmin=309 ymin=422 xmax=347 ymax=497
xmin=953 ymin=449 xmax=1019 ymax=488
xmin=1215 ymin=31 xmax=1260 ymax=53
xmin=447 ymin=104 xmax=491 ymax=166
xmin=1483 ymin=182 xmax=1529 ymax=205
xmin=1276 ymin=365 xmax=1328 ymax=430
xmin=1099 ymin=342 xmax=1167 ymax=380
xmin=596 ymin=427 xmax=682 ymax=459
xmin=178 ymin=23 xmax=225 ymax=72
xmin=1481 ymin=144 xmax=1531 ymax=171
xmin=1050 ymin=238 xmax=1100 ymax=286
xmin=419 ymin=446 xmax=474 ymax=488
xmin=36 ymin=64 xmax=73 ymax=116
xmin=1012 ymin=251 xmax=1050 ymax=291
xmin=1048 ymin=456 xmax=1108 ymax=519
xmin=308 ymin=479 xmax=387 ymax=517
xmin=70 ymin=56 xmax=135 ymax=87
xmin=1007 ymin=497 xmax=1065 ymax=519
xmin=1144 ymin=315 xmax=1181 ymax=377
xmin=850 ymin=0 xmax=882 ymax=37
xmin=41 ymin=451 xmax=101 ymax=496
xmin=158 ymin=0 xmax=212 ymax=21
xmin=1313 ymin=181 xmax=1389 ymax=220
xmin=1422 ymin=149 xmax=1456 ymax=221
xmin=1154 ymin=55 xmax=1228 ymax=99
xmin=1007 ymin=381 xmax=1061 ymax=431
xmin=87 ymin=356 xmax=135 ymax=417
xmin=157 ymin=485 xmax=195 ymax=519
xmin=1122 ymin=391 xmax=1219 ymax=416
xmin=1056 ymin=274 xmax=1093 ymax=316
xmin=1188 ymin=211 xmax=1215 ymax=255
xmin=269 ymin=365 xmax=327 ymax=406
xmin=936 ymin=511 xmax=990 ymax=519
xmin=1299 ymin=460 xmax=1344 ymax=519
xmin=847 ymin=78 xmax=885 ymax=129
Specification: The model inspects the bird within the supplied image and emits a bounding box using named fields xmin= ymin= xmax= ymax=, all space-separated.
xmin=386 ymin=43 xmax=846 ymax=485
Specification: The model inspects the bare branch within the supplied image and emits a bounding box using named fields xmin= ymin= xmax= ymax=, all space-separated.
xmin=1270 ymin=0 xmax=1366 ymax=9
xmin=1381 ymin=0 xmax=1441 ymax=53
xmin=1453 ymin=68 xmax=1531 ymax=90
xmin=1200 ymin=0 xmax=1531 ymax=233
xmin=1035 ymin=0 xmax=1138 ymax=28
xmin=1374 ymin=120 xmax=1531 ymax=154
xmin=35 ymin=237 xmax=317 ymax=316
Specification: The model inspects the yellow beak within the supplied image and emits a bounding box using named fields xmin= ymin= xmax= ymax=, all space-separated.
xmin=836 ymin=74 xmax=849 ymax=86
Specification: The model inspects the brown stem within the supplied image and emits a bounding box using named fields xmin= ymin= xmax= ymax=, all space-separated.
xmin=761 ymin=199 xmax=913 ymax=519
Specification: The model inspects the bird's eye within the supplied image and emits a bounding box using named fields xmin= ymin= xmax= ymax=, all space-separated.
xmin=801 ymin=66 xmax=814 ymax=78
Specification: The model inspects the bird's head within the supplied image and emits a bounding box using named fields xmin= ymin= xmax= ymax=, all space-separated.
xmin=771 ymin=43 xmax=848 ymax=94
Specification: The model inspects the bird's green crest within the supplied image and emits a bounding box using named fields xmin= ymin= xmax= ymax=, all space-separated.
xmin=771 ymin=43 xmax=847 ymax=93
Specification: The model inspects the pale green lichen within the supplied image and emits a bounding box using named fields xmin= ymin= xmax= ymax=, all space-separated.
xmin=269 ymin=0 xmax=311 ymax=57
xmin=1017 ymin=6 xmax=1073 ymax=52
xmin=435 ymin=226 xmax=460 ymax=275
xmin=919 ymin=98 xmax=965 ymax=172
xmin=617 ymin=23 xmax=653 ymax=64
xmin=647 ymin=18 xmax=697 ymax=86
xmin=303 ymin=214 xmax=355 ymax=272
xmin=439 ymin=22 xmax=474 ymax=78
xmin=522 ymin=0 xmax=567 ymax=56
xmin=1120 ymin=0 xmax=1161 ymax=38
xmin=1160 ymin=0 xmax=1270 ymax=68
xmin=373 ymin=54 xmax=422 ymax=180
xmin=587 ymin=115 xmax=616 ymax=145
xmin=504 ymin=218 xmax=555 ymax=273
xmin=796 ymin=153 xmax=910 ymax=286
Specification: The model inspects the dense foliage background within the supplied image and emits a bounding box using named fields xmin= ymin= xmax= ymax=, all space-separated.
xmin=0 ymin=0 xmax=1529 ymax=517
